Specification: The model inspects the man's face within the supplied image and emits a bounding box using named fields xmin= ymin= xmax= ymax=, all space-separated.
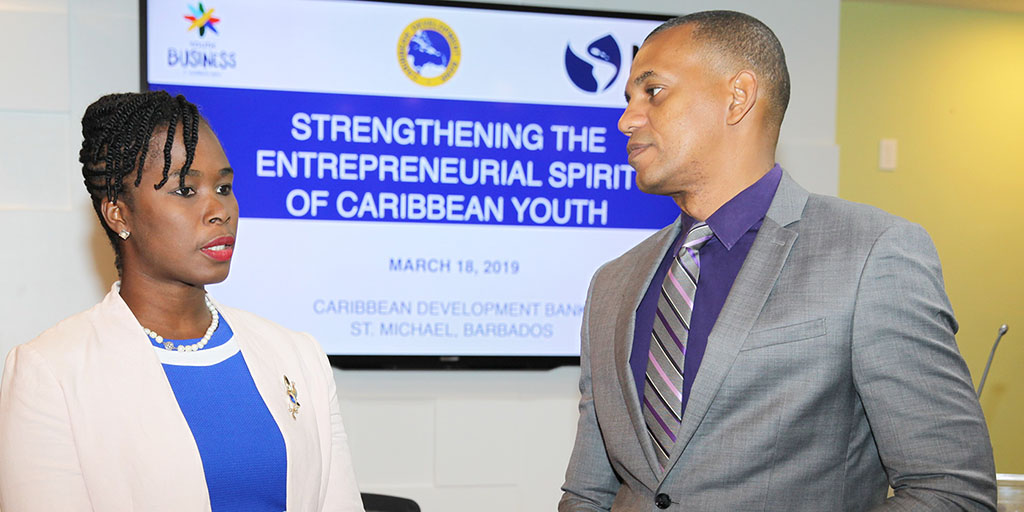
xmin=618 ymin=25 xmax=727 ymax=196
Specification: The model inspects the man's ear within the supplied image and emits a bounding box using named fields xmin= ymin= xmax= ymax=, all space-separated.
xmin=726 ymin=70 xmax=758 ymax=126
xmin=100 ymin=198 xmax=130 ymax=237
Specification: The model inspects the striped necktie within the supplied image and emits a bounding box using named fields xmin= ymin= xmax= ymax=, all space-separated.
xmin=643 ymin=221 xmax=714 ymax=469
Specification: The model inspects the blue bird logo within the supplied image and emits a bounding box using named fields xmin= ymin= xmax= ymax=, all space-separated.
xmin=284 ymin=375 xmax=300 ymax=419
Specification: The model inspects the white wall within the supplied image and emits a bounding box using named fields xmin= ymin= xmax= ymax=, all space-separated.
xmin=0 ymin=0 xmax=839 ymax=510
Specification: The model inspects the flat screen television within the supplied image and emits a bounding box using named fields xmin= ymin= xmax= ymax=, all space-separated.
xmin=141 ymin=0 xmax=674 ymax=369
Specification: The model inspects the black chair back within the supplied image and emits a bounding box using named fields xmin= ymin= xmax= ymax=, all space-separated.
xmin=361 ymin=492 xmax=421 ymax=512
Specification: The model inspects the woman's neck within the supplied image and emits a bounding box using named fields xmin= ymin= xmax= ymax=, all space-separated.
xmin=119 ymin=271 xmax=211 ymax=339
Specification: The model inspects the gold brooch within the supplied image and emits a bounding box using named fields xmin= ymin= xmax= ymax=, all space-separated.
xmin=284 ymin=375 xmax=300 ymax=419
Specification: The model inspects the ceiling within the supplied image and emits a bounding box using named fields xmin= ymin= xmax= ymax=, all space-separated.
xmin=844 ymin=0 xmax=1024 ymax=14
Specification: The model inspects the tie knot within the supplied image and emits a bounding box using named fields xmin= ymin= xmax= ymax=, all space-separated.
xmin=682 ymin=222 xmax=714 ymax=251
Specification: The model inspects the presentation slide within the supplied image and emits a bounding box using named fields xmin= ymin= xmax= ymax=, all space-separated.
xmin=145 ymin=0 xmax=675 ymax=361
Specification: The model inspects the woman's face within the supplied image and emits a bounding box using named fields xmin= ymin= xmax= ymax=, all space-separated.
xmin=115 ymin=121 xmax=238 ymax=288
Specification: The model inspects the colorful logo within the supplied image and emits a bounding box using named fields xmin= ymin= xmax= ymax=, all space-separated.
xmin=397 ymin=18 xmax=460 ymax=87
xmin=184 ymin=3 xmax=220 ymax=37
xmin=565 ymin=34 xmax=621 ymax=93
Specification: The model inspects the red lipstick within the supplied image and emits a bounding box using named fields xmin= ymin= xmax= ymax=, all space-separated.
xmin=201 ymin=235 xmax=235 ymax=262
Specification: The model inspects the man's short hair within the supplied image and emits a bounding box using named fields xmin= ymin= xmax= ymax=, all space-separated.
xmin=648 ymin=10 xmax=791 ymax=129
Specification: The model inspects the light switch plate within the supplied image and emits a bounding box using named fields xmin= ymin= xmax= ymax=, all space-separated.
xmin=879 ymin=138 xmax=898 ymax=171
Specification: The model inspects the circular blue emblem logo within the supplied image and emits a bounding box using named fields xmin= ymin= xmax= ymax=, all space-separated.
xmin=565 ymin=34 xmax=622 ymax=93
xmin=398 ymin=18 xmax=461 ymax=86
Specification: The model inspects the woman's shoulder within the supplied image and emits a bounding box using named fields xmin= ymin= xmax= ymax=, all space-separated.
xmin=5 ymin=298 xmax=113 ymax=382
xmin=215 ymin=303 xmax=334 ymax=392
xmin=26 ymin=283 xmax=141 ymax=350
xmin=216 ymin=303 xmax=323 ymax=356
xmin=217 ymin=304 xmax=307 ymax=338
xmin=21 ymin=301 xmax=106 ymax=357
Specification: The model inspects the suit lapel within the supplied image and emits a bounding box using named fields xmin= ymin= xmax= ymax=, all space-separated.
xmin=91 ymin=285 xmax=211 ymax=507
xmin=666 ymin=172 xmax=808 ymax=468
xmin=611 ymin=218 xmax=683 ymax=475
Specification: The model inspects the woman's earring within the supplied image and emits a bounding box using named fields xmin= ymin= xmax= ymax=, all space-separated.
xmin=119 ymin=230 xmax=130 ymax=240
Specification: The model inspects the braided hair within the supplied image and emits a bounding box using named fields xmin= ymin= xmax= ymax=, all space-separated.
xmin=80 ymin=91 xmax=202 ymax=272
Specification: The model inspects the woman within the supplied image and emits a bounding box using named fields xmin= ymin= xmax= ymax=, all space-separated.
xmin=0 ymin=91 xmax=364 ymax=511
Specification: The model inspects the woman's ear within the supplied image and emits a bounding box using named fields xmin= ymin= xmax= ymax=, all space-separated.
xmin=101 ymin=199 xmax=130 ymax=239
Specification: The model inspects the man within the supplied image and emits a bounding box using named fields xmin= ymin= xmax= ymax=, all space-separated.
xmin=560 ymin=11 xmax=996 ymax=511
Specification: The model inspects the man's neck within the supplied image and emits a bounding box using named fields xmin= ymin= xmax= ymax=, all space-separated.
xmin=674 ymin=159 xmax=775 ymax=221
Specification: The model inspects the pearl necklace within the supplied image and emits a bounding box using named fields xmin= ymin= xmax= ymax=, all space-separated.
xmin=143 ymin=296 xmax=219 ymax=352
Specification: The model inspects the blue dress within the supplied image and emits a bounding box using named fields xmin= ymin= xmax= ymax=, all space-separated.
xmin=152 ymin=319 xmax=287 ymax=512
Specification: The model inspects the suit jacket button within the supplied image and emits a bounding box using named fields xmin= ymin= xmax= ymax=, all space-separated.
xmin=655 ymin=493 xmax=671 ymax=509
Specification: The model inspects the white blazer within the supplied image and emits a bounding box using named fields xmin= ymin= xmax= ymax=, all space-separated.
xmin=0 ymin=284 xmax=364 ymax=512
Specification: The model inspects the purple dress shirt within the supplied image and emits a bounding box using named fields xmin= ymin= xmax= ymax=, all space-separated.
xmin=629 ymin=165 xmax=782 ymax=418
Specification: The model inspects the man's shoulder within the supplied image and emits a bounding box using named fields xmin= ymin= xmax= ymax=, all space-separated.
xmin=799 ymin=193 xmax=921 ymax=238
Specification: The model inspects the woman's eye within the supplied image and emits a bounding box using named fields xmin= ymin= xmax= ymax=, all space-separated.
xmin=217 ymin=184 xmax=232 ymax=195
xmin=174 ymin=187 xmax=195 ymax=197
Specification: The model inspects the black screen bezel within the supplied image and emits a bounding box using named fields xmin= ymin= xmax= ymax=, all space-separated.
xmin=139 ymin=0 xmax=670 ymax=370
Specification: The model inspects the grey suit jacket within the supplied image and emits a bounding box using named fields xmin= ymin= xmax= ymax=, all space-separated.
xmin=560 ymin=173 xmax=996 ymax=511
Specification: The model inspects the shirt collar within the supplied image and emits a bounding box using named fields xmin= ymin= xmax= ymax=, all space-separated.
xmin=682 ymin=164 xmax=782 ymax=250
